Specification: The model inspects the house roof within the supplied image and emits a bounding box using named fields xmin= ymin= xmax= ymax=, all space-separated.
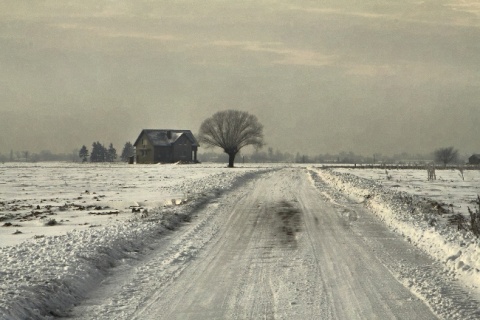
xmin=134 ymin=129 xmax=199 ymax=147
xmin=470 ymin=154 xmax=480 ymax=159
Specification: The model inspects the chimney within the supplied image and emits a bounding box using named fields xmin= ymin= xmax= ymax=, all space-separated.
xmin=166 ymin=130 xmax=172 ymax=139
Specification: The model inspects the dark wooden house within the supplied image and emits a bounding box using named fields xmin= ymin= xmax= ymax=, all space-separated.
xmin=134 ymin=129 xmax=199 ymax=164
xmin=468 ymin=154 xmax=480 ymax=165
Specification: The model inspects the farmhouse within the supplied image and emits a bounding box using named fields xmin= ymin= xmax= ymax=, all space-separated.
xmin=134 ymin=129 xmax=199 ymax=164
xmin=468 ymin=154 xmax=480 ymax=165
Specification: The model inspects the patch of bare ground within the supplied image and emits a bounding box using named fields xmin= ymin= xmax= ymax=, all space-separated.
xmin=270 ymin=200 xmax=302 ymax=248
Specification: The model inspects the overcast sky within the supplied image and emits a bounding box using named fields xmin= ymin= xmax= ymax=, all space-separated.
xmin=1 ymin=0 xmax=480 ymax=156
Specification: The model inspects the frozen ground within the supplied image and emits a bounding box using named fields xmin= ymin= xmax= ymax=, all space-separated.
xmin=0 ymin=162 xmax=275 ymax=247
xmin=0 ymin=163 xmax=479 ymax=319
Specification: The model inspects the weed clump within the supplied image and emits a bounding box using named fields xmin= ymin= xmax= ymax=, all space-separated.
xmin=448 ymin=213 xmax=468 ymax=231
xmin=44 ymin=218 xmax=58 ymax=226
xmin=467 ymin=195 xmax=480 ymax=237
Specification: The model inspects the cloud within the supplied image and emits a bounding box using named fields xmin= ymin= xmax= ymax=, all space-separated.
xmin=210 ymin=40 xmax=335 ymax=67
xmin=289 ymin=1 xmax=480 ymax=28
xmin=344 ymin=64 xmax=398 ymax=77
xmin=52 ymin=23 xmax=180 ymax=42
xmin=448 ymin=1 xmax=480 ymax=16
xmin=0 ymin=0 xmax=135 ymax=20
xmin=342 ymin=59 xmax=480 ymax=87
xmin=288 ymin=6 xmax=391 ymax=20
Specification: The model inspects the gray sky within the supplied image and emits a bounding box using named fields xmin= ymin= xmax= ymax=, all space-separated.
xmin=1 ymin=0 xmax=480 ymax=156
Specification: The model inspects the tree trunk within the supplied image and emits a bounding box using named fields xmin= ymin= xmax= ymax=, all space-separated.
xmin=228 ymin=153 xmax=236 ymax=168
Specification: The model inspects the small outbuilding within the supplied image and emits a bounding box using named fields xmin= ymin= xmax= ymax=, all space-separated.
xmin=134 ymin=129 xmax=199 ymax=164
xmin=468 ymin=154 xmax=480 ymax=165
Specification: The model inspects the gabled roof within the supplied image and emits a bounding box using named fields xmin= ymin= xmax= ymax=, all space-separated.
xmin=134 ymin=129 xmax=199 ymax=147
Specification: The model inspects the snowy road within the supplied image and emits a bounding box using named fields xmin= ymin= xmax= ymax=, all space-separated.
xmin=67 ymin=168 xmax=442 ymax=319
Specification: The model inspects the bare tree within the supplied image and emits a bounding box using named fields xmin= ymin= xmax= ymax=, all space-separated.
xmin=199 ymin=110 xmax=264 ymax=167
xmin=434 ymin=146 xmax=459 ymax=167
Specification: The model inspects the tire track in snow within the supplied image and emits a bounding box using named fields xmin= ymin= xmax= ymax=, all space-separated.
xmin=64 ymin=170 xmax=276 ymax=320
xmin=309 ymin=168 xmax=480 ymax=320
xmin=298 ymin=169 xmax=434 ymax=319
xmin=68 ymin=168 xmax=441 ymax=319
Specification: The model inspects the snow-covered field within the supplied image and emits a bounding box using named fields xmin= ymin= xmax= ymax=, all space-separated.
xmin=0 ymin=162 xmax=278 ymax=247
xmin=318 ymin=167 xmax=480 ymax=300
xmin=1 ymin=163 xmax=480 ymax=319
xmin=334 ymin=167 xmax=480 ymax=219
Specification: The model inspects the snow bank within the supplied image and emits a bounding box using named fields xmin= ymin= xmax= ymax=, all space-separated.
xmin=314 ymin=168 xmax=480 ymax=295
xmin=0 ymin=164 xmax=275 ymax=319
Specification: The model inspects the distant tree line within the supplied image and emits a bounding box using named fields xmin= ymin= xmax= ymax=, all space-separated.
xmin=198 ymin=147 xmax=468 ymax=166
xmin=0 ymin=144 xmax=467 ymax=166
xmin=246 ymin=149 xmax=436 ymax=165
xmin=0 ymin=142 xmax=136 ymax=163
xmin=0 ymin=149 xmax=79 ymax=163
xmin=78 ymin=142 xmax=135 ymax=163
xmin=81 ymin=142 xmax=117 ymax=163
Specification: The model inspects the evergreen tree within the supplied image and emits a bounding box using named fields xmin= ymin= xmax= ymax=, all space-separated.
xmin=98 ymin=143 xmax=106 ymax=162
xmin=106 ymin=143 xmax=117 ymax=162
xmin=121 ymin=142 xmax=135 ymax=162
xmin=79 ymin=145 xmax=89 ymax=162
xmin=90 ymin=142 xmax=99 ymax=162
xmin=90 ymin=142 xmax=106 ymax=162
